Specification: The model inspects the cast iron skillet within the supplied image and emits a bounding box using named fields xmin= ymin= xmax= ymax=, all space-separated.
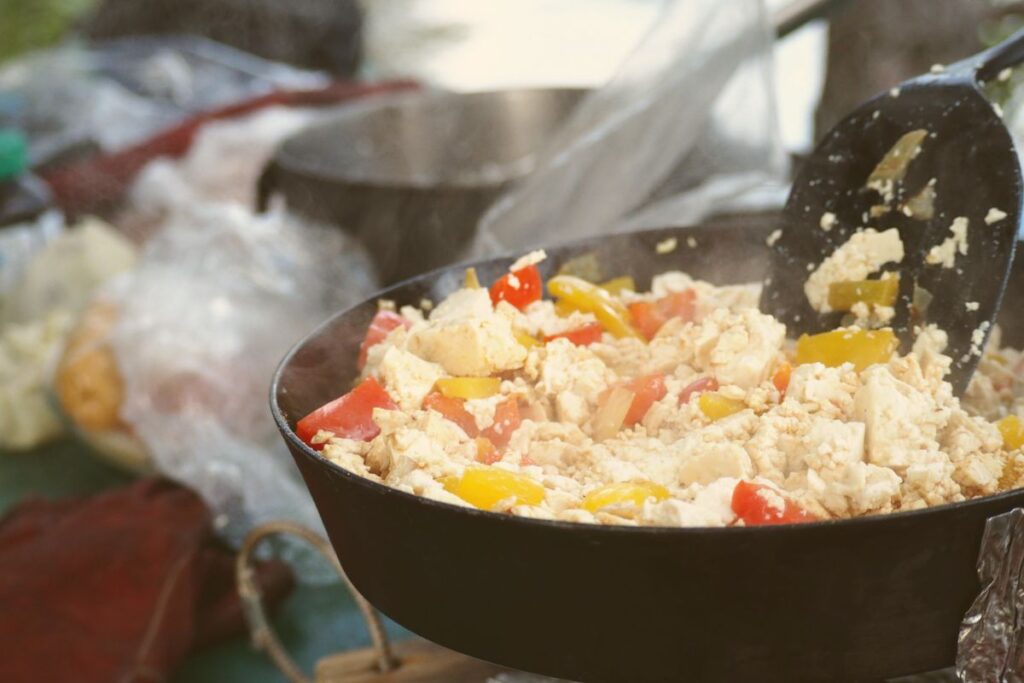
xmin=272 ymin=222 xmax=1024 ymax=682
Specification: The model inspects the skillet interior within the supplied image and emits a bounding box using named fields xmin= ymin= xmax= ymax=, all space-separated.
xmin=273 ymin=222 xmax=1024 ymax=682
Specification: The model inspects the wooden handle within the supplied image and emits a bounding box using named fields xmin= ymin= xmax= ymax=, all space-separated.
xmin=236 ymin=521 xmax=396 ymax=683
xmin=315 ymin=639 xmax=506 ymax=683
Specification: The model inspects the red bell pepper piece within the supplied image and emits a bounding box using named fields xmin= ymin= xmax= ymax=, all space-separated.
xmin=544 ymin=321 xmax=603 ymax=346
xmin=357 ymin=310 xmax=412 ymax=370
xmin=627 ymin=289 xmax=697 ymax=340
xmin=623 ymin=374 xmax=667 ymax=425
xmin=731 ymin=481 xmax=817 ymax=526
xmin=475 ymin=437 xmax=501 ymax=465
xmin=481 ymin=397 xmax=522 ymax=448
xmin=296 ymin=377 xmax=396 ymax=447
xmin=679 ymin=376 xmax=719 ymax=405
xmin=423 ymin=392 xmax=479 ymax=437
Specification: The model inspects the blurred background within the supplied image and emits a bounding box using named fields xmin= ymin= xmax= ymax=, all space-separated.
xmin=2 ymin=1 xmax=1023 ymax=681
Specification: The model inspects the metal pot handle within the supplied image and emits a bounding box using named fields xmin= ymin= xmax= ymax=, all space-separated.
xmin=236 ymin=521 xmax=397 ymax=683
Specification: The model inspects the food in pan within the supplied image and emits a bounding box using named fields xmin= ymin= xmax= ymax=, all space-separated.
xmin=295 ymin=247 xmax=1024 ymax=527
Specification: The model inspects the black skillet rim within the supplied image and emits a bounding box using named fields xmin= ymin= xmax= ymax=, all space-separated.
xmin=270 ymin=223 xmax=1024 ymax=536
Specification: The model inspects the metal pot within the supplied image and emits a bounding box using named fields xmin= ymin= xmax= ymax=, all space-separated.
xmin=258 ymin=88 xmax=585 ymax=285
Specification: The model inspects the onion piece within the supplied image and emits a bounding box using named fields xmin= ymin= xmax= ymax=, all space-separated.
xmin=592 ymin=386 xmax=635 ymax=441
xmin=867 ymin=128 xmax=928 ymax=189
xmin=599 ymin=276 xmax=637 ymax=295
xmin=903 ymin=181 xmax=936 ymax=220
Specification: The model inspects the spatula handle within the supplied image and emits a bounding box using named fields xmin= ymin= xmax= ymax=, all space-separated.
xmin=976 ymin=27 xmax=1024 ymax=83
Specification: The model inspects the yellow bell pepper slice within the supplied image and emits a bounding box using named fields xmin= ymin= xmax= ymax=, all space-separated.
xmin=435 ymin=377 xmax=501 ymax=400
xmin=582 ymin=481 xmax=670 ymax=513
xmin=554 ymin=299 xmax=576 ymax=318
xmin=827 ymin=277 xmax=899 ymax=311
xmin=1000 ymin=457 xmax=1024 ymax=490
xmin=599 ymin=276 xmax=637 ymax=296
xmin=998 ymin=415 xmax=1024 ymax=451
xmin=547 ymin=275 xmax=641 ymax=339
xmin=464 ymin=267 xmax=481 ymax=289
xmin=698 ymin=392 xmax=746 ymax=421
xmin=448 ymin=468 xmax=545 ymax=510
xmin=795 ymin=329 xmax=898 ymax=371
xmin=514 ymin=330 xmax=542 ymax=349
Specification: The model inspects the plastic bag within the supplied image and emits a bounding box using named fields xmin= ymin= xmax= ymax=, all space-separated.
xmin=93 ymin=204 xmax=376 ymax=578
xmin=1 ymin=215 xmax=137 ymax=326
xmin=128 ymin=105 xmax=322 ymax=212
xmin=0 ymin=210 xmax=64 ymax=312
xmin=474 ymin=0 xmax=786 ymax=255
xmin=0 ymin=37 xmax=326 ymax=166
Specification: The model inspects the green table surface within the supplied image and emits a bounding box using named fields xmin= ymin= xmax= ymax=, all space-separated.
xmin=0 ymin=439 xmax=409 ymax=682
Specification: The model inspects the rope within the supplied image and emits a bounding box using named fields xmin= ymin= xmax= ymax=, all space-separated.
xmin=236 ymin=521 xmax=398 ymax=682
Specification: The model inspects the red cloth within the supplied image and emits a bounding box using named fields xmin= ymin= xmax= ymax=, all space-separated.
xmin=0 ymin=478 xmax=293 ymax=683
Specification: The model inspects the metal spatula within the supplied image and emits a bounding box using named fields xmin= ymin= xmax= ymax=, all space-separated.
xmin=761 ymin=29 xmax=1024 ymax=395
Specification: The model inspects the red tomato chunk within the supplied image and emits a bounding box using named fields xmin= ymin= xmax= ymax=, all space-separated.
xmin=627 ymin=289 xmax=696 ymax=341
xmin=731 ymin=481 xmax=817 ymax=526
xmin=357 ymin=310 xmax=412 ymax=370
xmin=296 ymin=377 xmax=396 ymax=447
xmin=490 ymin=264 xmax=542 ymax=310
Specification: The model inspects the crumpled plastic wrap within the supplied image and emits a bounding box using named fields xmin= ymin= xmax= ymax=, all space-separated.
xmin=957 ymin=508 xmax=1024 ymax=682
xmin=39 ymin=102 xmax=380 ymax=578
xmin=474 ymin=0 xmax=785 ymax=255
xmin=96 ymin=202 xmax=376 ymax=578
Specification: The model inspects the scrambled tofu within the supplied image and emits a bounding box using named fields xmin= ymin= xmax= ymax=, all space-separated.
xmin=406 ymin=289 xmax=527 ymax=376
xmin=925 ymin=216 xmax=969 ymax=269
xmin=805 ymin=228 xmax=905 ymax=312
xmin=312 ymin=256 xmax=1023 ymax=528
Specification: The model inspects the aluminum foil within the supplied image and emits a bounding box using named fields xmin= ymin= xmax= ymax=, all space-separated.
xmin=488 ymin=674 xmax=569 ymax=683
xmin=957 ymin=508 xmax=1024 ymax=682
